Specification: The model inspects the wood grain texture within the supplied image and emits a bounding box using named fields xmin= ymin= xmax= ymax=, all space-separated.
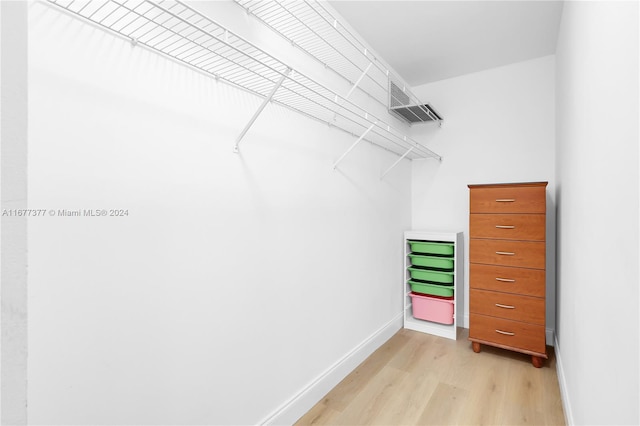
xmin=469 ymin=263 xmax=545 ymax=297
xmin=295 ymin=329 xmax=564 ymax=425
xmin=468 ymin=182 xmax=548 ymax=367
xmin=468 ymin=183 xmax=547 ymax=214
xmin=469 ymin=239 xmax=546 ymax=269
xmin=469 ymin=213 xmax=546 ymax=241
xmin=469 ymin=288 xmax=545 ymax=325
xmin=469 ymin=313 xmax=547 ymax=355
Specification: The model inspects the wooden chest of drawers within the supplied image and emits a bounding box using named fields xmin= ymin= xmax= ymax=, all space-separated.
xmin=468 ymin=182 xmax=548 ymax=367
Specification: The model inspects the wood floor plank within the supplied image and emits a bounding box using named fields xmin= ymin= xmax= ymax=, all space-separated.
xmin=367 ymin=369 xmax=440 ymax=425
xmin=458 ymin=352 xmax=510 ymax=425
xmin=295 ymin=328 xmax=565 ymax=426
xmin=330 ymin=365 xmax=409 ymax=425
xmin=297 ymin=402 xmax=341 ymax=425
xmin=417 ymin=382 xmax=471 ymax=425
xmin=317 ymin=330 xmax=412 ymax=414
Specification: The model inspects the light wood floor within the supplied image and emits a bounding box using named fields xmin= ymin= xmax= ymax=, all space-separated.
xmin=296 ymin=328 xmax=565 ymax=425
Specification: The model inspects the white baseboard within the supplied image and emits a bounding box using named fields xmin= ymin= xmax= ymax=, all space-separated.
xmin=554 ymin=336 xmax=574 ymax=425
xmin=259 ymin=313 xmax=403 ymax=425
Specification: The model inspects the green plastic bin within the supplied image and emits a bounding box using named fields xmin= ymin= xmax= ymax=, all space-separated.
xmin=407 ymin=253 xmax=454 ymax=270
xmin=407 ymin=240 xmax=454 ymax=256
xmin=408 ymin=280 xmax=454 ymax=297
xmin=407 ymin=267 xmax=454 ymax=284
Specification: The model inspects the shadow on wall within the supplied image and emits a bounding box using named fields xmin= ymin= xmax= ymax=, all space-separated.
xmin=553 ymin=184 xmax=561 ymax=343
xmin=546 ymin=190 xmax=557 ymax=342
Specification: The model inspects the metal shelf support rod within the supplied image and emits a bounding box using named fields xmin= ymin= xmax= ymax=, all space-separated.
xmin=333 ymin=122 xmax=376 ymax=170
xmin=345 ymin=62 xmax=372 ymax=100
xmin=233 ymin=69 xmax=289 ymax=153
xmin=380 ymin=147 xmax=413 ymax=179
xmin=333 ymin=61 xmax=371 ymax=120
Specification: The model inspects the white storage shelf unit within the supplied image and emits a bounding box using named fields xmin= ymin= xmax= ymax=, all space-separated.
xmin=404 ymin=231 xmax=463 ymax=340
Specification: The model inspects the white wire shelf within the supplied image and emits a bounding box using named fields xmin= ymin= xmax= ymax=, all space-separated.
xmin=236 ymin=0 xmax=388 ymax=107
xmin=234 ymin=0 xmax=443 ymax=124
xmin=46 ymin=0 xmax=442 ymax=170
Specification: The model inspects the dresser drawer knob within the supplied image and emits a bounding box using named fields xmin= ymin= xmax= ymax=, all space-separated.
xmin=495 ymin=303 xmax=515 ymax=309
xmin=495 ymin=277 xmax=516 ymax=282
xmin=495 ymin=225 xmax=515 ymax=229
xmin=495 ymin=199 xmax=515 ymax=202
xmin=495 ymin=329 xmax=515 ymax=336
xmin=495 ymin=251 xmax=515 ymax=256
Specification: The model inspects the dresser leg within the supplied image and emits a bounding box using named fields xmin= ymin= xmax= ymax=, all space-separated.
xmin=531 ymin=355 xmax=544 ymax=368
xmin=472 ymin=342 xmax=481 ymax=353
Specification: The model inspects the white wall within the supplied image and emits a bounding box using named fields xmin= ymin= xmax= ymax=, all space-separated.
xmin=410 ymin=56 xmax=556 ymax=335
xmin=0 ymin=2 xmax=3 ymax=423
xmin=555 ymin=1 xmax=639 ymax=424
xmin=0 ymin=3 xmax=3 ymax=423
xmin=1 ymin=1 xmax=29 ymax=424
xmin=26 ymin=1 xmax=413 ymax=424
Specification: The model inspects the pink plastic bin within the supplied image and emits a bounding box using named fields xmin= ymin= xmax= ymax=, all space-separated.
xmin=410 ymin=292 xmax=454 ymax=325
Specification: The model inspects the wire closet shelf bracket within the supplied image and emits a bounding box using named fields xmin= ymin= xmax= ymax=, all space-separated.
xmin=46 ymin=0 xmax=442 ymax=177
xmin=234 ymin=0 xmax=444 ymax=125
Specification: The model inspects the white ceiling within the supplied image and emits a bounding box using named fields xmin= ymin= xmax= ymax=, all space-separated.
xmin=328 ymin=1 xmax=564 ymax=87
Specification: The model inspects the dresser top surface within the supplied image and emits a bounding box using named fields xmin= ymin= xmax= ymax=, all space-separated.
xmin=467 ymin=181 xmax=548 ymax=189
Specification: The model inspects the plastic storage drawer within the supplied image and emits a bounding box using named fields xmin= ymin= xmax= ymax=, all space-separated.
xmin=407 ymin=240 xmax=454 ymax=256
xmin=410 ymin=292 xmax=454 ymax=325
xmin=408 ymin=253 xmax=454 ymax=270
xmin=409 ymin=280 xmax=454 ymax=297
xmin=407 ymin=267 xmax=454 ymax=284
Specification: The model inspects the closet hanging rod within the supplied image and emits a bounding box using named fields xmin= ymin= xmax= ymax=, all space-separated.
xmin=311 ymin=1 xmax=434 ymax=113
xmin=167 ymin=0 xmax=434 ymax=158
xmin=46 ymin=0 xmax=441 ymax=162
xmin=236 ymin=0 xmax=387 ymax=106
xmin=235 ymin=0 xmax=427 ymax=110
xmin=312 ymin=0 xmax=393 ymax=84
xmin=47 ymin=4 xmax=412 ymax=160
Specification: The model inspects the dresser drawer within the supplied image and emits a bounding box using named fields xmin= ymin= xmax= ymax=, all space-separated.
xmin=469 ymin=313 xmax=546 ymax=354
xmin=469 ymin=239 xmax=545 ymax=269
xmin=469 ymin=185 xmax=546 ymax=214
xmin=469 ymin=289 xmax=545 ymax=325
xmin=469 ymin=214 xmax=545 ymax=241
xmin=469 ymin=263 xmax=545 ymax=297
